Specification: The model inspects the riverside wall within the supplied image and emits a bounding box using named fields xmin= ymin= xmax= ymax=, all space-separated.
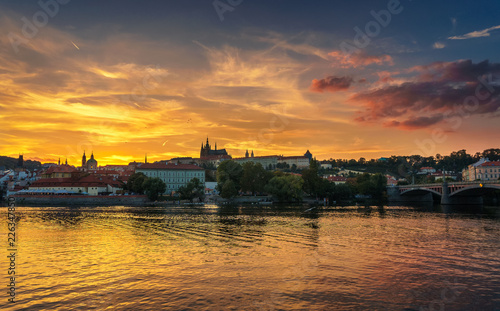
xmin=10 ymin=195 xmax=148 ymax=206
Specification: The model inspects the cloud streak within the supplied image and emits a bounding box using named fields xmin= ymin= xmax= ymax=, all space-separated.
xmin=448 ymin=25 xmax=500 ymax=40
xmin=328 ymin=50 xmax=393 ymax=68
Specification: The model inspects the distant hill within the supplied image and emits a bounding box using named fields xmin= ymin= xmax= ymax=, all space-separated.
xmin=0 ymin=156 xmax=42 ymax=171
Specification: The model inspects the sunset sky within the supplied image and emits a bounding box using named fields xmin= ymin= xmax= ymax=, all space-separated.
xmin=1 ymin=0 xmax=499 ymax=165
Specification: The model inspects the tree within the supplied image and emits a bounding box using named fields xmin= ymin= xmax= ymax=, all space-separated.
xmin=127 ymin=172 xmax=148 ymax=194
xmin=355 ymin=173 xmax=387 ymax=202
xmin=301 ymin=159 xmax=323 ymax=197
xmin=143 ymin=177 xmax=166 ymax=201
xmin=265 ymin=174 xmax=303 ymax=202
xmin=220 ymin=179 xmax=239 ymax=199
xmin=177 ymin=178 xmax=205 ymax=202
xmin=240 ymin=162 xmax=273 ymax=195
xmin=333 ymin=183 xmax=353 ymax=201
xmin=216 ymin=160 xmax=243 ymax=198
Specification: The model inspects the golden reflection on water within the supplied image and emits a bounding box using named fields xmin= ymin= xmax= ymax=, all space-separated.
xmin=2 ymin=206 xmax=499 ymax=310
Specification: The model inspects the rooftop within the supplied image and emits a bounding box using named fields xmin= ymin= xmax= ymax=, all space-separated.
xmin=42 ymin=165 xmax=79 ymax=175
xmin=137 ymin=163 xmax=204 ymax=170
xmin=480 ymin=161 xmax=500 ymax=167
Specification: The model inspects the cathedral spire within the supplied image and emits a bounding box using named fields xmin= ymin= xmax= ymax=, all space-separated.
xmin=82 ymin=150 xmax=87 ymax=167
xmin=245 ymin=149 xmax=249 ymax=158
xmin=145 ymin=153 xmax=148 ymax=163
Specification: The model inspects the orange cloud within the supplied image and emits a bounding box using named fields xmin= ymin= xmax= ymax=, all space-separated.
xmin=328 ymin=50 xmax=393 ymax=68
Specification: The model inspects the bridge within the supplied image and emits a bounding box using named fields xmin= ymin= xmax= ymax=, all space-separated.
xmin=389 ymin=181 xmax=500 ymax=205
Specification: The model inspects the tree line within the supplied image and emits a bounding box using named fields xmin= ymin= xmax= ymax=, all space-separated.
xmin=216 ymin=159 xmax=388 ymax=203
xmin=321 ymin=148 xmax=500 ymax=179
xmin=125 ymin=172 xmax=205 ymax=202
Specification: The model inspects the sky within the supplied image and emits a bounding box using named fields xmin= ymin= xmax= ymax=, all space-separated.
xmin=1 ymin=0 xmax=499 ymax=165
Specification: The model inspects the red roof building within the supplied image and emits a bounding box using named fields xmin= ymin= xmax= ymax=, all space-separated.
xmin=29 ymin=175 xmax=124 ymax=195
xmin=40 ymin=165 xmax=79 ymax=179
xmin=326 ymin=176 xmax=347 ymax=184
xmin=476 ymin=161 xmax=500 ymax=181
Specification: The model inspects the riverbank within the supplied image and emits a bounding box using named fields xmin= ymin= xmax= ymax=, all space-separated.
xmin=7 ymin=194 xmax=148 ymax=206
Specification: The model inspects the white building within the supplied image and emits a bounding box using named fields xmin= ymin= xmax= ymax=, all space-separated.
xmin=462 ymin=158 xmax=491 ymax=181
xmin=136 ymin=163 xmax=205 ymax=194
xmin=279 ymin=156 xmax=310 ymax=169
xmin=418 ymin=167 xmax=436 ymax=174
xmin=233 ymin=155 xmax=280 ymax=170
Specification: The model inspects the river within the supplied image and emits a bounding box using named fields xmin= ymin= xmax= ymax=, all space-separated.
xmin=2 ymin=204 xmax=499 ymax=310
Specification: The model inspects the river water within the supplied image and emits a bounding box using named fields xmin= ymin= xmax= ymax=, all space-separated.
xmin=1 ymin=204 xmax=499 ymax=310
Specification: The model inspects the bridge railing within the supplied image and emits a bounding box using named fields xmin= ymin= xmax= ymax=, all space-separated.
xmin=396 ymin=180 xmax=499 ymax=189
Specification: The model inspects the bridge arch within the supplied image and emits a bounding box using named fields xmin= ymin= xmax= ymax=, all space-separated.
xmin=450 ymin=184 xmax=500 ymax=197
xmin=400 ymin=188 xmax=442 ymax=197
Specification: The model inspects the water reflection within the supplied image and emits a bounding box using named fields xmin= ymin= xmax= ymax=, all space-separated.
xmin=2 ymin=205 xmax=499 ymax=310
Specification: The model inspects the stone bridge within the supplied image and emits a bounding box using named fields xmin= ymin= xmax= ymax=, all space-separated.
xmin=389 ymin=181 xmax=500 ymax=205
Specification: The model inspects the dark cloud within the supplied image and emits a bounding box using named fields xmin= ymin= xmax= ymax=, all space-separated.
xmin=351 ymin=59 xmax=500 ymax=129
xmin=383 ymin=115 xmax=445 ymax=130
xmin=413 ymin=59 xmax=500 ymax=83
xmin=310 ymin=76 xmax=353 ymax=93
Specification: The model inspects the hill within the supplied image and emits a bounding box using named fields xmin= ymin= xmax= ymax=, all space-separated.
xmin=0 ymin=156 xmax=42 ymax=171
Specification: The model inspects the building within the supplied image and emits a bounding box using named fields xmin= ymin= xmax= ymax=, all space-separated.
xmin=29 ymin=175 xmax=123 ymax=195
xmin=320 ymin=161 xmax=332 ymax=170
xmin=233 ymin=150 xmax=312 ymax=170
xmin=169 ymin=157 xmax=198 ymax=165
xmin=418 ymin=167 xmax=436 ymax=174
xmin=326 ymin=176 xmax=347 ymax=185
xmin=200 ymin=137 xmax=228 ymax=158
xmin=85 ymin=152 xmax=98 ymax=170
xmin=233 ymin=155 xmax=280 ymax=170
xmin=79 ymin=151 xmax=98 ymax=171
xmin=462 ymin=158 xmax=490 ymax=181
xmin=40 ymin=164 xmax=79 ymax=179
xmin=433 ymin=171 xmax=458 ymax=181
xmin=17 ymin=154 xmax=23 ymax=168
xmin=304 ymin=150 xmax=312 ymax=162
xmin=136 ymin=163 xmax=205 ymax=194
xmin=475 ymin=161 xmax=500 ymax=181
xmin=279 ymin=156 xmax=310 ymax=169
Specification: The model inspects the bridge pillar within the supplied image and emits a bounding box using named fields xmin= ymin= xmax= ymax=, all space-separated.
xmin=441 ymin=181 xmax=451 ymax=205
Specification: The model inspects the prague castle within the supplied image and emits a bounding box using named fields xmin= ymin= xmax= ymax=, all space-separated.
xmin=200 ymin=138 xmax=228 ymax=158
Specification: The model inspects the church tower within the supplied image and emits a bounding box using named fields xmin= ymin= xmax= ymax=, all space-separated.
xmin=82 ymin=151 xmax=86 ymax=167
xmin=17 ymin=154 xmax=24 ymax=168
xmin=86 ymin=152 xmax=98 ymax=170
xmin=245 ymin=150 xmax=249 ymax=158
xmin=251 ymin=150 xmax=254 ymax=158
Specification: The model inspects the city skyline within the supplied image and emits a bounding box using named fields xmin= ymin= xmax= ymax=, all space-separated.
xmin=1 ymin=1 xmax=500 ymax=165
